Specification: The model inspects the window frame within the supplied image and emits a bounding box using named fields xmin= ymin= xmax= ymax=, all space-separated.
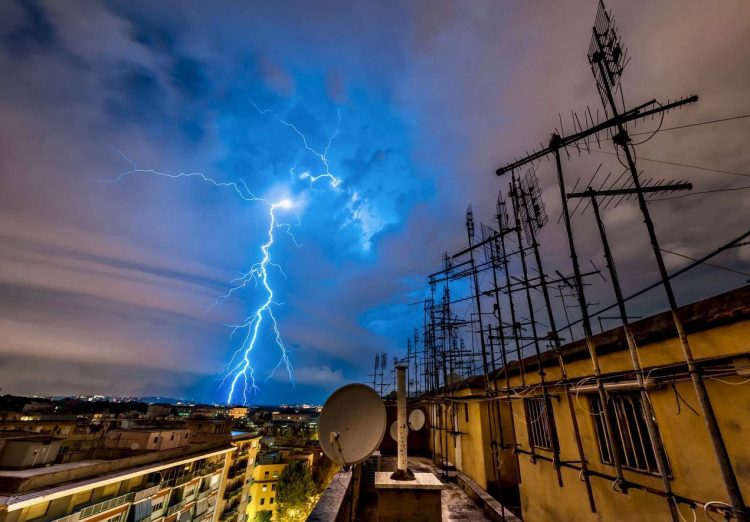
xmin=589 ymin=392 xmax=669 ymax=476
xmin=523 ymin=396 xmax=555 ymax=450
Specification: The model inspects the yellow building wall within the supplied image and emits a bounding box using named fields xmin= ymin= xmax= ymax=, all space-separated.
xmin=246 ymin=462 xmax=287 ymax=520
xmin=428 ymin=317 xmax=750 ymax=521
xmin=506 ymin=319 xmax=750 ymax=521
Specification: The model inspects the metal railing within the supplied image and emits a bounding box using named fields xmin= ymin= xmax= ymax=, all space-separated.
xmin=166 ymin=500 xmax=189 ymax=517
xmin=133 ymin=485 xmax=161 ymax=502
xmin=79 ymin=492 xmax=135 ymax=520
xmin=219 ymin=507 xmax=238 ymax=521
xmin=50 ymin=513 xmax=81 ymax=522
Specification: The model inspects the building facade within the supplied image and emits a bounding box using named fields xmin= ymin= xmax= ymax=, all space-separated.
xmin=216 ymin=433 xmax=260 ymax=522
xmin=0 ymin=445 xmax=233 ymax=522
xmin=245 ymin=451 xmax=314 ymax=521
xmin=427 ymin=287 xmax=750 ymax=521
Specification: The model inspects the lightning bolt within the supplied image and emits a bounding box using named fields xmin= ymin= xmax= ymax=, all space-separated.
xmin=107 ymin=100 xmax=342 ymax=405
xmin=250 ymin=101 xmax=341 ymax=187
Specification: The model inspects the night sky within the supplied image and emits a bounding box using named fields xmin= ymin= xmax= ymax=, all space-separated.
xmin=0 ymin=1 xmax=748 ymax=404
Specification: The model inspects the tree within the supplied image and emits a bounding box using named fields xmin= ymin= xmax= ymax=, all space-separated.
xmin=253 ymin=511 xmax=271 ymax=522
xmin=312 ymin=455 xmax=338 ymax=494
xmin=276 ymin=461 xmax=315 ymax=521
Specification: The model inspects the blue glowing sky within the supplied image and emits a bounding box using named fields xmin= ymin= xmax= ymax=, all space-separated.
xmin=0 ymin=1 xmax=748 ymax=404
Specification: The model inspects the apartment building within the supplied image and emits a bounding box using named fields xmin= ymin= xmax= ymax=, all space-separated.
xmin=245 ymin=451 xmax=314 ymax=520
xmin=227 ymin=410 xmax=248 ymax=421
xmin=0 ymin=441 xmax=233 ymax=522
xmin=428 ymin=286 xmax=750 ymax=521
xmin=216 ymin=433 xmax=260 ymax=522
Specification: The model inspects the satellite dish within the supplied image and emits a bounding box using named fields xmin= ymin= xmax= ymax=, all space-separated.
xmin=389 ymin=421 xmax=398 ymax=441
xmin=408 ymin=409 xmax=426 ymax=431
xmin=319 ymin=383 xmax=386 ymax=466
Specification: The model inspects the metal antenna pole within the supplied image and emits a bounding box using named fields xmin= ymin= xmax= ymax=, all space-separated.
xmin=496 ymin=194 xmax=524 ymax=484
xmin=550 ymin=143 xmax=628 ymax=490
xmin=591 ymin=17 xmax=747 ymax=517
xmin=466 ymin=207 xmax=493 ymax=388
xmin=509 ymin=176 xmax=564 ymax=486
xmin=497 ymin=194 xmax=528 ymax=387
xmin=518 ymin=174 xmax=597 ymax=512
xmin=587 ymin=188 xmax=679 ymax=520
xmin=478 ymin=225 xmax=505 ymax=495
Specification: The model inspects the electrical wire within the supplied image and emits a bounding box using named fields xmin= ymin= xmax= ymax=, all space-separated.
xmin=708 ymin=376 xmax=750 ymax=386
xmin=677 ymin=502 xmax=698 ymax=522
xmin=627 ymin=113 xmax=750 ymax=137
xmin=630 ymin=102 xmax=665 ymax=146
xmin=591 ymin=149 xmax=750 ymax=179
xmin=703 ymin=500 xmax=733 ymax=522
xmin=659 ymin=248 xmax=750 ymax=278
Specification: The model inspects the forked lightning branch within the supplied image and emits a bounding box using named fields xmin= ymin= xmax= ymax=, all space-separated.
xmin=109 ymin=103 xmax=342 ymax=404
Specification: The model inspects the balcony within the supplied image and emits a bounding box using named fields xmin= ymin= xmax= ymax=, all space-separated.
xmin=166 ymin=498 xmax=195 ymax=517
xmin=133 ymin=485 xmax=161 ymax=502
xmin=79 ymin=492 xmax=135 ymax=520
xmin=223 ymin=482 xmax=243 ymax=500
xmin=219 ymin=507 xmax=238 ymax=521
xmin=227 ymin=464 xmax=248 ymax=477
xmin=50 ymin=513 xmax=81 ymax=522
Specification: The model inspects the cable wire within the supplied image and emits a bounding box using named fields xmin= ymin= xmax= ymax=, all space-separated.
xmin=627 ymin=113 xmax=750 ymax=137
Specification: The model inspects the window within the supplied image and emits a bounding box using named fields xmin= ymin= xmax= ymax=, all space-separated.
xmin=464 ymin=403 xmax=469 ymax=423
xmin=271 ymin=485 xmax=275 ymax=492
xmin=272 ymin=471 xmax=278 ymax=478
xmin=269 ymin=498 xmax=274 ymax=505
xmin=262 ymin=485 xmax=267 ymax=492
xmin=523 ymin=397 xmax=554 ymax=450
xmin=259 ymin=498 xmax=265 ymax=506
xmin=263 ymin=471 xmax=269 ymax=479
xmin=153 ymin=437 xmax=158 ymax=444
xmin=152 ymin=499 xmax=165 ymax=513
xmin=590 ymin=393 xmax=663 ymax=474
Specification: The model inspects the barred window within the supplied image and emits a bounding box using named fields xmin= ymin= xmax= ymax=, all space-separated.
xmin=524 ymin=397 xmax=554 ymax=450
xmin=590 ymin=393 xmax=663 ymax=474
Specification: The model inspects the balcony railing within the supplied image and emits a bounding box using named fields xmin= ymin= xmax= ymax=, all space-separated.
xmin=222 ymin=482 xmax=243 ymax=500
xmin=219 ymin=507 xmax=238 ymax=521
xmin=50 ymin=513 xmax=81 ymax=522
xmin=79 ymin=492 xmax=135 ymax=520
xmin=166 ymin=499 xmax=194 ymax=517
xmin=227 ymin=463 xmax=248 ymax=477
xmin=133 ymin=485 xmax=161 ymax=502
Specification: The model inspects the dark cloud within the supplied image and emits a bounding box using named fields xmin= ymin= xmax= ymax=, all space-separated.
xmin=2 ymin=0 xmax=56 ymax=56
xmin=0 ymin=0 xmax=747 ymax=404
